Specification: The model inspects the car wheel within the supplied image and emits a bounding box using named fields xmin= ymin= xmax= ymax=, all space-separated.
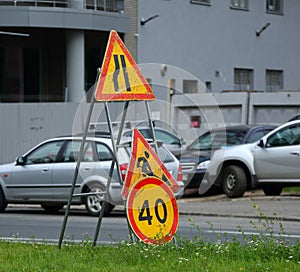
xmin=0 ymin=187 xmax=7 ymax=212
xmin=41 ymin=204 xmax=64 ymax=213
xmin=84 ymin=183 xmax=114 ymax=216
xmin=262 ymin=185 xmax=283 ymax=196
xmin=222 ymin=165 xmax=247 ymax=198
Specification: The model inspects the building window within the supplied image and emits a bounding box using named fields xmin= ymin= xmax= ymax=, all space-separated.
xmin=234 ymin=68 xmax=253 ymax=90
xmin=230 ymin=0 xmax=248 ymax=10
xmin=190 ymin=0 xmax=210 ymax=5
xmin=205 ymin=81 xmax=212 ymax=92
xmin=266 ymin=70 xmax=283 ymax=92
xmin=183 ymin=80 xmax=198 ymax=94
xmin=266 ymin=0 xmax=283 ymax=14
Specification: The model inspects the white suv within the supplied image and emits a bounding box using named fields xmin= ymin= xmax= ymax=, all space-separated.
xmin=0 ymin=135 xmax=184 ymax=216
xmin=207 ymin=120 xmax=300 ymax=198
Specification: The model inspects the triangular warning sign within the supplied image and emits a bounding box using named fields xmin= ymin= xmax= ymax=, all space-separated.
xmin=121 ymin=128 xmax=179 ymax=200
xmin=95 ymin=30 xmax=155 ymax=101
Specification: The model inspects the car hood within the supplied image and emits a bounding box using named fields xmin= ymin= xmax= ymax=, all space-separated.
xmin=211 ymin=142 xmax=256 ymax=161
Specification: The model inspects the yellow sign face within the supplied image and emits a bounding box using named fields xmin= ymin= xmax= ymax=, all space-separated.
xmin=95 ymin=30 xmax=155 ymax=101
xmin=126 ymin=177 xmax=178 ymax=244
xmin=121 ymin=128 xmax=179 ymax=200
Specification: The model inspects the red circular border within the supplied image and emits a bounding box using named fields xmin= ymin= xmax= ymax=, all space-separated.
xmin=126 ymin=177 xmax=179 ymax=244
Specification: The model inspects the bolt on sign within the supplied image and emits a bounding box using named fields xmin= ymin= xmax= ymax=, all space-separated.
xmin=121 ymin=128 xmax=180 ymax=200
xmin=126 ymin=177 xmax=179 ymax=244
xmin=94 ymin=30 xmax=155 ymax=101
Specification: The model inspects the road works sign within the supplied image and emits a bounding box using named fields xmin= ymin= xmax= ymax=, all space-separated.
xmin=95 ymin=30 xmax=155 ymax=101
xmin=126 ymin=177 xmax=179 ymax=244
xmin=121 ymin=128 xmax=179 ymax=200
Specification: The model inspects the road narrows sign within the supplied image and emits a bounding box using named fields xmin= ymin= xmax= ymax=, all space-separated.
xmin=95 ymin=30 xmax=155 ymax=101
xmin=121 ymin=128 xmax=179 ymax=200
xmin=126 ymin=177 xmax=179 ymax=244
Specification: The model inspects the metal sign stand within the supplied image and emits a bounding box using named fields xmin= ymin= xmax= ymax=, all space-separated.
xmin=58 ymin=29 xmax=157 ymax=248
xmin=58 ymin=96 xmax=157 ymax=248
xmin=58 ymin=93 xmax=96 ymax=249
xmin=92 ymin=100 xmax=133 ymax=247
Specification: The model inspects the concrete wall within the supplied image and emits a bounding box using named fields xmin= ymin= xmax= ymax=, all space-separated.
xmin=172 ymin=91 xmax=300 ymax=144
xmin=0 ymin=103 xmax=83 ymax=164
xmin=1 ymin=94 xmax=299 ymax=163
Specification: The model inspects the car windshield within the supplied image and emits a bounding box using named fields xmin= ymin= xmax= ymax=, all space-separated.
xmin=188 ymin=129 xmax=248 ymax=150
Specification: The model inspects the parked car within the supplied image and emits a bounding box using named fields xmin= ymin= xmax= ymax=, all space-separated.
xmin=123 ymin=127 xmax=183 ymax=155
xmin=288 ymin=115 xmax=300 ymax=122
xmin=179 ymin=125 xmax=276 ymax=194
xmin=0 ymin=135 xmax=184 ymax=216
xmin=207 ymin=120 xmax=300 ymax=198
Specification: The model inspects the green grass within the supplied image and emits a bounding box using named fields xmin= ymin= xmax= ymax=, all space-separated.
xmin=283 ymin=187 xmax=300 ymax=193
xmin=0 ymin=238 xmax=299 ymax=272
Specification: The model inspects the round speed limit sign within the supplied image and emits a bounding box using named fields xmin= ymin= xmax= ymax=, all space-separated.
xmin=126 ymin=177 xmax=179 ymax=244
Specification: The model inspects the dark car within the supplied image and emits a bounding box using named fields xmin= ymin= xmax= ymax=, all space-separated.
xmin=179 ymin=125 xmax=276 ymax=195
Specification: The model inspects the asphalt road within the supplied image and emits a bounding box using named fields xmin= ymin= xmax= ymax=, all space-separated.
xmin=0 ymin=190 xmax=299 ymax=245
xmin=178 ymin=190 xmax=300 ymax=221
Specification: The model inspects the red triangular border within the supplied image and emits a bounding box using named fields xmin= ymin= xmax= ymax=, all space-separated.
xmin=121 ymin=128 xmax=179 ymax=199
xmin=95 ymin=30 xmax=155 ymax=101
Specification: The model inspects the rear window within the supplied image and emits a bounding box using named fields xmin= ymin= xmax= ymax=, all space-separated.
xmin=124 ymin=145 xmax=174 ymax=163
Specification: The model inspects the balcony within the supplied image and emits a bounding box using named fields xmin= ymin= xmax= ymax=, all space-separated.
xmin=0 ymin=0 xmax=124 ymax=12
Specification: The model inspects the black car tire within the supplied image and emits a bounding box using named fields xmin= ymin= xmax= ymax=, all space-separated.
xmin=262 ymin=184 xmax=283 ymax=196
xmin=84 ymin=183 xmax=114 ymax=216
xmin=41 ymin=204 xmax=64 ymax=213
xmin=0 ymin=187 xmax=7 ymax=212
xmin=222 ymin=165 xmax=247 ymax=198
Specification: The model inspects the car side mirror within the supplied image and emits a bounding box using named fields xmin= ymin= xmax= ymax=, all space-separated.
xmin=258 ymin=139 xmax=265 ymax=148
xmin=16 ymin=156 xmax=25 ymax=165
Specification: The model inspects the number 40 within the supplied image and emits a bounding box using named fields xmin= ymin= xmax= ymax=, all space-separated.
xmin=138 ymin=198 xmax=167 ymax=225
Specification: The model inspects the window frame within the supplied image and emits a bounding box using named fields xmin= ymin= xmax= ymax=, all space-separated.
xmin=183 ymin=79 xmax=198 ymax=94
xmin=190 ymin=0 xmax=211 ymax=6
xmin=230 ymin=0 xmax=249 ymax=11
xmin=266 ymin=69 xmax=283 ymax=92
xmin=266 ymin=0 xmax=283 ymax=15
xmin=234 ymin=68 xmax=254 ymax=91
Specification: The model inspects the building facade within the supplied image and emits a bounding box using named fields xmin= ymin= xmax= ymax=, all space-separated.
xmin=0 ymin=0 xmax=300 ymax=162
xmin=0 ymin=0 xmax=129 ymax=103
xmin=138 ymin=0 xmax=300 ymax=94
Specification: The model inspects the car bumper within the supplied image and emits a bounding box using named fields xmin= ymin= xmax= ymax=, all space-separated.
xmin=183 ymin=170 xmax=206 ymax=189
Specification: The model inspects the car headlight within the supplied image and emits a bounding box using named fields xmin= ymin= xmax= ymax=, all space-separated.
xmin=197 ymin=160 xmax=210 ymax=170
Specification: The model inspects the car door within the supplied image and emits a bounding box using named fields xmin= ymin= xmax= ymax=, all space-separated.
xmin=254 ymin=123 xmax=300 ymax=181
xmin=52 ymin=140 xmax=97 ymax=200
xmin=8 ymin=140 xmax=65 ymax=201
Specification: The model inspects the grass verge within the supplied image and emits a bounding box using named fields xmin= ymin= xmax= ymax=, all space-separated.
xmin=0 ymin=238 xmax=299 ymax=272
xmin=0 ymin=202 xmax=299 ymax=271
